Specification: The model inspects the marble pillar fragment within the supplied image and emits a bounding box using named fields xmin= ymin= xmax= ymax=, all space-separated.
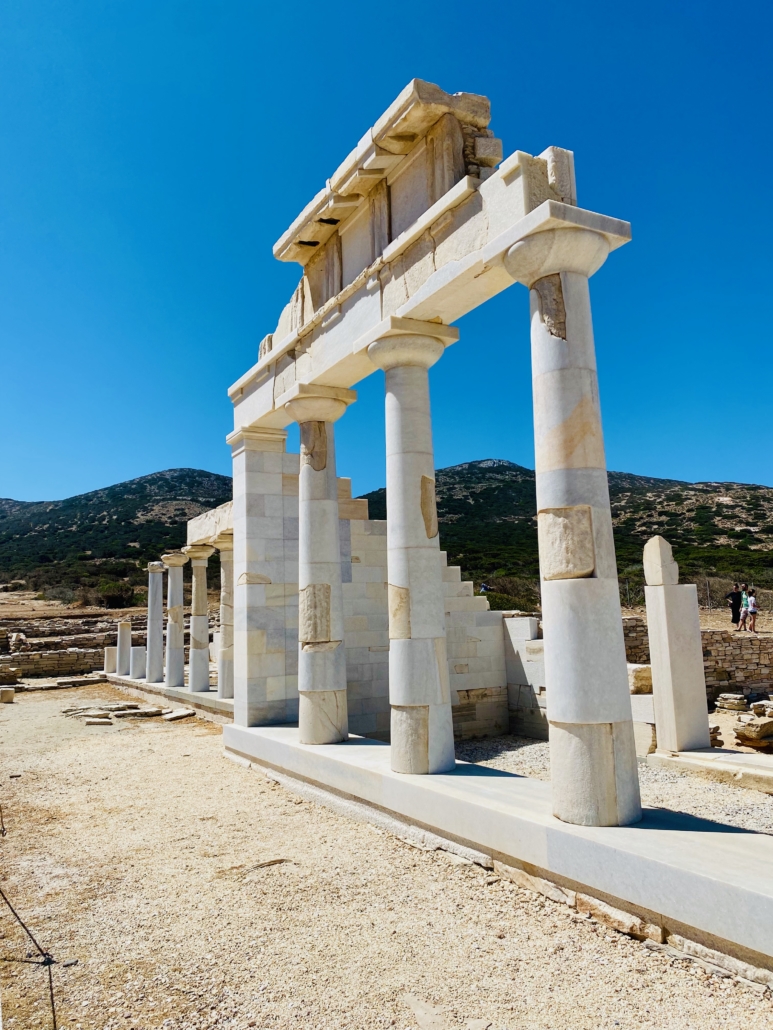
xmin=146 ymin=561 xmax=165 ymax=684
xmin=505 ymin=227 xmax=641 ymax=826
xmin=644 ymin=536 xmax=710 ymax=752
xmin=104 ymin=646 xmax=117 ymax=674
xmin=368 ymin=325 xmax=458 ymax=774
xmin=183 ymin=545 xmax=215 ymax=692
xmin=284 ymin=385 xmax=356 ymax=744
xmin=162 ymin=552 xmax=189 ymax=688
xmin=218 ymin=535 xmax=235 ymax=700
xmin=130 ymin=645 xmax=146 ymax=679
xmin=116 ymin=620 xmax=131 ymax=676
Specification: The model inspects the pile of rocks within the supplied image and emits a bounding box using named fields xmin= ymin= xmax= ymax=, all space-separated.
xmin=61 ymin=701 xmax=195 ymax=726
xmin=715 ymin=693 xmax=748 ymax=712
xmin=733 ymin=713 xmax=773 ymax=751
xmin=709 ymin=723 xmax=724 ymax=748
xmin=751 ymin=700 xmax=773 ymax=718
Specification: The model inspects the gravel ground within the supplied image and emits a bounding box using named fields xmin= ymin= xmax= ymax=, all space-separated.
xmin=2 ymin=686 xmax=773 ymax=1030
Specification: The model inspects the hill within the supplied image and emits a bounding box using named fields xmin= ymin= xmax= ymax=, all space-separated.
xmin=4 ymin=460 xmax=773 ymax=607
xmin=362 ymin=459 xmax=773 ymax=602
xmin=0 ymin=469 xmax=232 ymax=602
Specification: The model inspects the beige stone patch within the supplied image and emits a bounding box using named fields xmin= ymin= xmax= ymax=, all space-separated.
xmin=298 ymin=583 xmax=331 ymax=643
xmin=537 ymin=505 xmax=595 ymax=580
xmin=420 ymin=475 xmax=439 ymax=538
xmin=391 ymin=706 xmax=429 ymax=774
xmin=300 ymin=421 xmax=327 ymax=471
xmin=388 ymin=584 xmax=411 ymax=639
xmin=536 ymin=394 xmax=606 ymax=472
xmin=533 ymin=273 xmax=566 ymax=339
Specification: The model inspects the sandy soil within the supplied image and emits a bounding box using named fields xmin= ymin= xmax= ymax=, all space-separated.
xmin=1 ymin=686 xmax=772 ymax=1030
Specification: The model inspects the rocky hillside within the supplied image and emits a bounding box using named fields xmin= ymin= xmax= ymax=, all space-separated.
xmin=362 ymin=459 xmax=773 ymax=585
xmin=0 ymin=469 xmax=232 ymax=599
xmin=4 ymin=459 xmax=773 ymax=603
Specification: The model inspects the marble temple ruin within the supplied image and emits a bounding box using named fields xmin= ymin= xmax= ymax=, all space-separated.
xmin=97 ymin=82 xmax=773 ymax=974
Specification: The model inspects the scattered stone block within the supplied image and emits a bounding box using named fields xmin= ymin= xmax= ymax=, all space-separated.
xmin=85 ymin=718 xmax=112 ymax=726
xmin=493 ymin=860 xmax=576 ymax=906
xmin=627 ymin=663 xmax=652 ymax=694
xmin=576 ymin=894 xmax=664 ymax=942
xmin=163 ymin=709 xmax=195 ymax=722
xmin=0 ymin=687 xmax=15 ymax=703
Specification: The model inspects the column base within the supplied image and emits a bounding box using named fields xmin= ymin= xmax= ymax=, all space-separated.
xmin=549 ymin=720 xmax=642 ymax=826
xmin=391 ymin=703 xmax=455 ymax=775
xmin=218 ymin=654 xmax=234 ymax=699
xmin=165 ymin=650 xmax=185 ymax=689
xmin=189 ymin=648 xmax=211 ymax=692
xmin=298 ymin=690 xmax=348 ymax=744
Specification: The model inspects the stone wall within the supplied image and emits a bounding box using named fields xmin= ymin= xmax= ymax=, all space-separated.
xmin=621 ymin=616 xmax=773 ymax=702
xmin=623 ymin=617 xmax=650 ymax=664
xmin=0 ymin=649 xmax=105 ymax=677
xmin=701 ymin=630 xmax=773 ymax=700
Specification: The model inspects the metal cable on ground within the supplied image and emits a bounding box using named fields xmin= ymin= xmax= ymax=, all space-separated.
xmin=0 ymin=884 xmax=58 ymax=1029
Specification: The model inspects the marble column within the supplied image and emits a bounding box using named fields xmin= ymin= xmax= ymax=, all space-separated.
xmin=116 ymin=620 xmax=131 ymax=676
xmin=284 ymin=385 xmax=356 ymax=744
xmin=104 ymin=646 xmax=117 ymax=674
xmin=505 ymin=227 xmax=641 ymax=827
xmin=644 ymin=536 xmax=710 ymax=753
xmin=162 ymin=552 xmax=189 ymax=688
xmin=217 ymin=535 xmax=235 ymax=700
xmin=183 ymin=545 xmax=215 ymax=692
xmin=368 ymin=325 xmax=458 ymax=774
xmin=146 ymin=561 xmax=165 ymax=684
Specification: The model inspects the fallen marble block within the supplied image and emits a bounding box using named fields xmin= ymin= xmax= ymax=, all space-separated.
xmin=163 ymin=709 xmax=194 ymax=722
xmin=85 ymin=718 xmax=112 ymax=726
xmin=0 ymin=687 xmax=15 ymax=703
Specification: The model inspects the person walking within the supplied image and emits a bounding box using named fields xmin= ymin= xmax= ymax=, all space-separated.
xmin=726 ymin=583 xmax=742 ymax=628
xmin=737 ymin=583 xmax=750 ymax=631
xmin=748 ymin=588 xmax=759 ymax=633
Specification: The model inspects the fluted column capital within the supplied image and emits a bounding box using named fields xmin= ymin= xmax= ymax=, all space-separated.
xmin=279 ymin=383 xmax=356 ymax=425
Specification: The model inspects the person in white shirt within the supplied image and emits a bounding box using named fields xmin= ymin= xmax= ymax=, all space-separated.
xmin=748 ymin=588 xmax=759 ymax=633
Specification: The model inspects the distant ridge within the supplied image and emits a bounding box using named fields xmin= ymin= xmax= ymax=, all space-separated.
xmin=3 ymin=460 xmax=773 ymax=593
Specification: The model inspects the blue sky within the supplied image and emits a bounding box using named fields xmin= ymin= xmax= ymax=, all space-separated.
xmin=1 ymin=0 xmax=771 ymax=501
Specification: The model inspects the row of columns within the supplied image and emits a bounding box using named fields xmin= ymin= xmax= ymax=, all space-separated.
xmin=240 ymin=225 xmax=641 ymax=828
xmin=136 ymin=543 xmax=234 ymax=697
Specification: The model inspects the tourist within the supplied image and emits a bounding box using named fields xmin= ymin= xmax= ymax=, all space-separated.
xmin=737 ymin=583 xmax=750 ymax=631
xmin=479 ymin=582 xmax=490 ymax=594
xmin=726 ymin=583 xmax=742 ymax=627
xmin=748 ymin=589 xmax=759 ymax=633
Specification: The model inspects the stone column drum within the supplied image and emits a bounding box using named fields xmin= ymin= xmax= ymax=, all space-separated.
xmin=162 ymin=552 xmax=189 ymax=688
xmin=116 ymin=620 xmax=131 ymax=677
xmin=368 ymin=325 xmax=458 ymax=774
xmin=183 ymin=545 xmax=215 ymax=692
xmin=505 ymin=228 xmax=641 ymax=826
xmin=218 ymin=535 xmax=235 ymax=700
xmin=146 ymin=561 xmax=165 ymax=684
xmin=644 ymin=536 xmax=710 ymax=753
xmin=284 ymin=385 xmax=356 ymax=743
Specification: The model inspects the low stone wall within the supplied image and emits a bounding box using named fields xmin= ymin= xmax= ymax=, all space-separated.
xmin=622 ymin=617 xmax=773 ymax=702
xmin=452 ymin=685 xmax=509 ymax=740
xmin=701 ymin=630 xmax=773 ymax=700
xmin=0 ymin=648 xmax=106 ymax=677
xmin=623 ymin=618 xmax=650 ymax=664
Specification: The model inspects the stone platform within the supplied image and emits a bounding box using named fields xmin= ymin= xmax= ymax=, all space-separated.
xmin=107 ymin=674 xmax=234 ymax=723
xmin=224 ymin=724 xmax=773 ymax=971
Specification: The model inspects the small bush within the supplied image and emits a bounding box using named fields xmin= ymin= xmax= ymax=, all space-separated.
xmin=98 ymin=580 xmax=135 ymax=608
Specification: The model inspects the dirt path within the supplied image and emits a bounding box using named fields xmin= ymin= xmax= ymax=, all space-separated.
xmin=1 ymin=686 xmax=771 ymax=1030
